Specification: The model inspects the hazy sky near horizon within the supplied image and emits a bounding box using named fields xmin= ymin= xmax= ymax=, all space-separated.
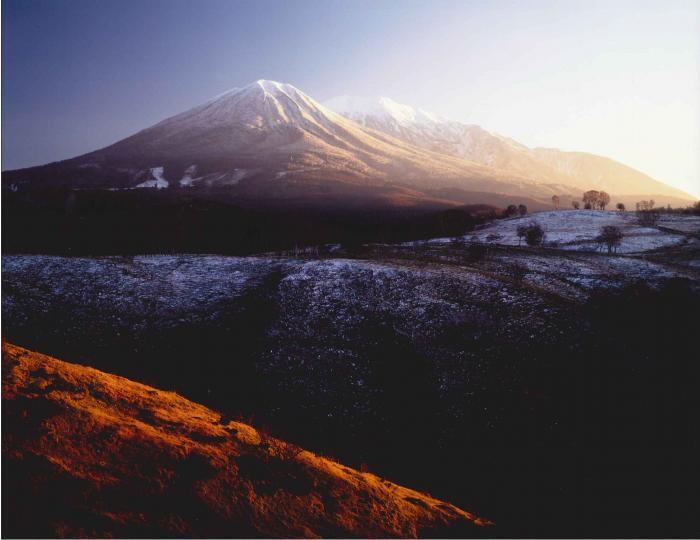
xmin=3 ymin=0 xmax=699 ymax=197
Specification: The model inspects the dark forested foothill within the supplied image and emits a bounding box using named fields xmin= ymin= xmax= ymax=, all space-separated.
xmin=2 ymin=188 xmax=499 ymax=255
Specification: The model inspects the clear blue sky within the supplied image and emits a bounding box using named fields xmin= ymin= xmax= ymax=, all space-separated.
xmin=3 ymin=0 xmax=699 ymax=196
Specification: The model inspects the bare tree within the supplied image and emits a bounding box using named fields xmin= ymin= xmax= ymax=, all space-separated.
xmin=637 ymin=209 xmax=659 ymax=227
xmin=551 ymin=195 xmax=560 ymax=210
xmin=516 ymin=224 xmax=527 ymax=246
xmin=572 ymin=200 xmax=580 ymax=210
xmin=637 ymin=199 xmax=656 ymax=211
xmin=518 ymin=204 xmax=528 ymax=216
xmin=583 ymin=190 xmax=600 ymax=210
xmin=616 ymin=203 xmax=626 ymax=212
xmin=596 ymin=225 xmax=623 ymax=254
xmin=598 ymin=191 xmax=611 ymax=210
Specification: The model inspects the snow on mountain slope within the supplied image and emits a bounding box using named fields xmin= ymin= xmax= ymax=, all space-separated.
xmin=2 ymin=80 xmax=561 ymax=200
xmin=135 ymin=166 xmax=169 ymax=189
xmin=6 ymin=80 xmax=692 ymax=204
xmin=92 ymin=80 xmax=535 ymax=191
xmin=324 ymin=95 xmax=695 ymax=202
xmin=324 ymin=95 xmax=443 ymax=128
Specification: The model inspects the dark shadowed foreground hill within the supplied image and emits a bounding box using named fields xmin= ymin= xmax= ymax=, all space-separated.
xmin=1 ymin=342 xmax=491 ymax=539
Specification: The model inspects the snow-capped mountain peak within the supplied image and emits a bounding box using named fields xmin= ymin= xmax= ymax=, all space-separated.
xmin=150 ymin=78 xmax=343 ymax=137
xmin=323 ymin=95 xmax=442 ymax=127
xmin=5 ymin=79 xmax=691 ymax=203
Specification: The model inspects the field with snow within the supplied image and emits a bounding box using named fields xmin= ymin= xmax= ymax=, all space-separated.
xmin=435 ymin=210 xmax=700 ymax=254
xmin=4 ymin=208 xmax=698 ymax=427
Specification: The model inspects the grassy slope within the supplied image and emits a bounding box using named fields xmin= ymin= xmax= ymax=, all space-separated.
xmin=2 ymin=342 xmax=491 ymax=538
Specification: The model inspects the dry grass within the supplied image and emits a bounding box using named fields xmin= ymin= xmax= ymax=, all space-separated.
xmin=2 ymin=341 xmax=491 ymax=538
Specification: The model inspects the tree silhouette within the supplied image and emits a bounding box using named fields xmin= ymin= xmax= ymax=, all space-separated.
xmin=596 ymin=225 xmax=623 ymax=253
xmin=583 ymin=190 xmax=599 ymax=209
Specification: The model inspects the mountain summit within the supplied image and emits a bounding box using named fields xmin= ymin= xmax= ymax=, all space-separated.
xmin=323 ymin=95 xmax=443 ymax=128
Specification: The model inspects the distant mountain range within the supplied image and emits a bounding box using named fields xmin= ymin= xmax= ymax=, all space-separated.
xmin=3 ymin=80 xmax=694 ymax=208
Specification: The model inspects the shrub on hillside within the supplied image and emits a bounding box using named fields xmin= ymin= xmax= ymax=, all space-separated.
xmin=524 ymin=223 xmax=546 ymax=246
xmin=504 ymin=205 xmax=518 ymax=217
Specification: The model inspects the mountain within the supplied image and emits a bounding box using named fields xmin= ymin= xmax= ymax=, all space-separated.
xmin=324 ymin=95 xmax=695 ymax=205
xmin=2 ymin=80 xmax=578 ymax=206
xmin=2 ymin=341 xmax=492 ymax=538
xmin=4 ymin=80 xmax=693 ymax=208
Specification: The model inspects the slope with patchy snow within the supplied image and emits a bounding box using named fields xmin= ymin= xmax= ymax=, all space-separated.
xmin=135 ymin=166 xmax=169 ymax=189
xmin=456 ymin=210 xmax=699 ymax=254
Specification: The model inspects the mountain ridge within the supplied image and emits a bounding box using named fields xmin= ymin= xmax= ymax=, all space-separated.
xmin=323 ymin=93 xmax=694 ymax=201
xmin=3 ymin=80 xmax=694 ymax=206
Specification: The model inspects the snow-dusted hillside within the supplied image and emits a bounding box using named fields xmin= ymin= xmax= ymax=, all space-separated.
xmin=453 ymin=210 xmax=700 ymax=254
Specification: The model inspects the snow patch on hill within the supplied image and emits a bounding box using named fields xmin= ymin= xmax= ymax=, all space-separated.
xmin=458 ymin=210 xmax=697 ymax=254
xmin=135 ymin=166 xmax=169 ymax=189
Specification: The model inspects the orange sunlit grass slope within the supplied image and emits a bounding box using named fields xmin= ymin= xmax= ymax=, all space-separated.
xmin=2 ymin=342 xmax=492 ymax=538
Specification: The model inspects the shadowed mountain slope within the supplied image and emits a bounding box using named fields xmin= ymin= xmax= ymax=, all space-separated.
xmin=2 ymin=342 xmax=492 ymax=539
